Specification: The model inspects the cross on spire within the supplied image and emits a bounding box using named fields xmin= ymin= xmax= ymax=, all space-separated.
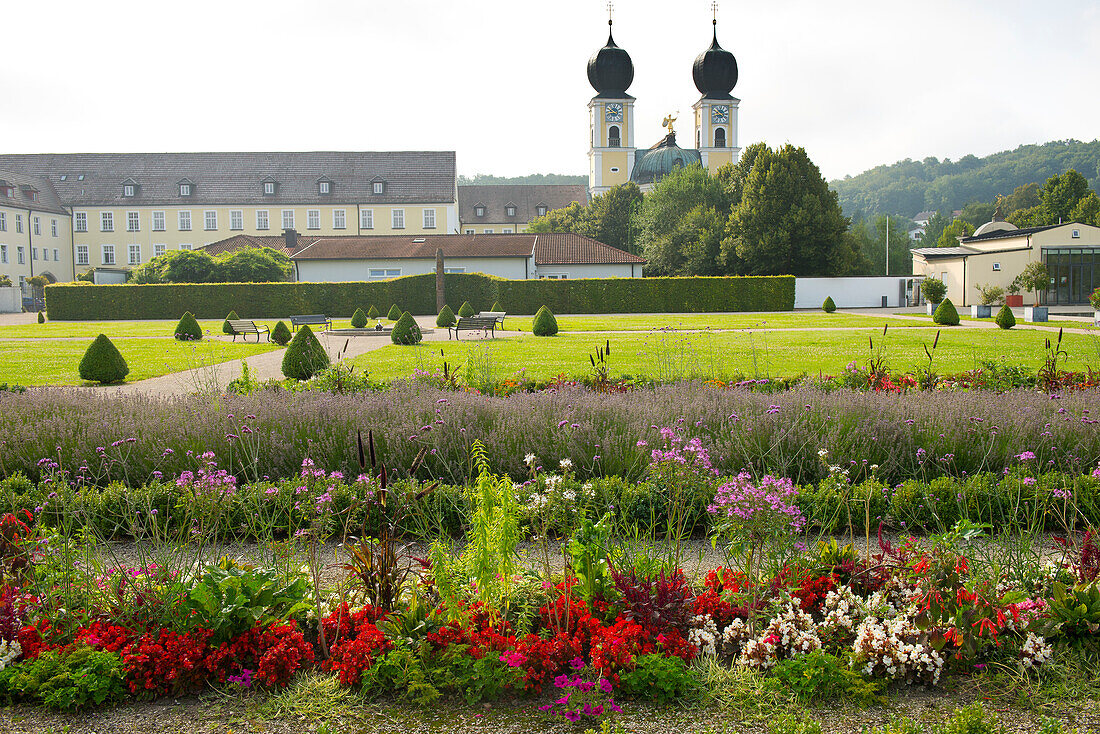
xmin=711 ymin=1 xmax=719 ymax=26
xmin=607 ymin=1 xmax=614 ymax=26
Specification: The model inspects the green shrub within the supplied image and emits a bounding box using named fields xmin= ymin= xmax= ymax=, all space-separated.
xmin=281 ymin=325 xmax=330 ymax=380
xmin=458 ymin=300 xmax=475 ymax=317
xmin=616 ymin=653 xmax=700 ymax=705
xmin=37 ymin=312 xmax=45 ymax=324
xmin=490 ymin=300 xmax=504 ymax=312
xmin=532 ymin=305 xmax=558 ymax=336
xmin=174 ymin=311 xmax=202 ymax=340
xmin=931 ymin=703 xmax=999 ymax=734
xmin=271 ymin=320 xmax=292 ymax=346
xmin=222 ymin=310 xmax=239 ymax=335
xmin=367 ymin=304 xmax=379 ymax=319
xmin=436 ymin=304 xmax=456 ymax=327
xmin=821 ymin=296 xmax=836 ymax=313
xmin=44 ymin=275 xmax=795 ymax=320
xmin=773 ymin=651 xmax=884 ymax=705
xmin=181 ymin=559 xmax=311 ymax=644
xmin=767 ymin=714 xmax=823 ymax=734
xmin=995 ymin=304 xmax=1016 ymax=329
xmin=387 ymin=304 xmax=402 ymax=321
xmin=921 ymin=277 xmax=947 ymax=304
xmin=933 ymin=298 xmax=960 ymax=325
xmin=391 ymin=311 xmax=423 ymax=345
xmin=0 ymin=644 xmax=126 ymax=710
xmin=78 ymin=334 xmax=130 ymax=384
xmin=351 ymin=307 xmax=368 ymax=328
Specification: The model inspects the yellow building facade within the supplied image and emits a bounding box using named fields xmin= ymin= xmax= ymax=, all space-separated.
xmin=0 ymin=171 xmax=74 ymax=297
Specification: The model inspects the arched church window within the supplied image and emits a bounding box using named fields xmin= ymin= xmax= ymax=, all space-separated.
xmin=608 ymin=126 xmax=620 ymax=148
xmin=714 ymin=128 xmax=726 ymax=148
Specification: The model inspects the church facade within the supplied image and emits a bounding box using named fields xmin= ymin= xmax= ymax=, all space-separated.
xmin=587 ymin=18 xmax=741 ymax=196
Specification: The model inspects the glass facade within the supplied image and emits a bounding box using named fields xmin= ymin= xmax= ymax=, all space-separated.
xmin=1043 ymin=248 xmax=1098 ymax=305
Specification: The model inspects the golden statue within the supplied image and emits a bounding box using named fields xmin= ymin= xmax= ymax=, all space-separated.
xmin=661 ymin=114 xmax=677 ymax=135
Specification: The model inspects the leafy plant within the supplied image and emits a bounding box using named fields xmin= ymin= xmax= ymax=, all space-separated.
xmin=367 ymin=304 xmax=379 ymax=319
xmin=436 ymin=304 xmax=456 ymax=327
xmin=37 ymin=312 xmax=45 ymax=324
xmin=222 ymin=310 xmax=239 ymax=335
xmin=921 ymin=277 xmax=947 ymax=304
xmin=1040 ymin=581 xmax=1100 ymax=656
xmin=567 ymin=513 xmax=616 ymax=604
xmin=995 ymin=304 xmax=1016 ymax=329
xmin=821 ymin=296 xmax=836 ymax=313
xmin=174 ymin=311 xmax=202 ymax=340
xmin=615 ymin=653 xmax=699 ymax=705
xmin=271 ymin=320 xmax=292 ymax=346
xmin=931 ymin=703 xmax=1001 ymax=734
xmin=973 ymin=284 xmax=1004 ymax=306
xmin=933 ymin=298 xmax=960 ymax=326
xmin=490 ymin=300 xmax=504 ymax=313
xmin=391 ymin=312 xmax=423 ymax=345
xmin=772 ymin=650 xmax=884 ymax=705
xmin=608 ymin=566 xmax=693 ymax=633
xmin=1038 ymin=328 xmax=1068 ymax=391
xmin=589 ymin=339 xmax=613 ymax=392
xmin=387 ymin=304 xmax=402 ymax=321
xmin=532 ymin=305 xmax=558 ymax=336
xmin=1090 ymin=287 xmax=1100 ymax=311
xmin=0 ymin=644 xmax=126 ymax=711
xmin=1016 ymin=261 xmax=1049 ymax=304
xmin=767 ymin=713 xmax=823 ymax=734
xmin=351 ymin=308 xmax=368 ymax=328
xmin=281 ymin=324 xmax=330 ymax=380
xmin=78 ymin=334 xmax=130 ymax=384
xmin=458 ymin=301 xmax=475 ymax=317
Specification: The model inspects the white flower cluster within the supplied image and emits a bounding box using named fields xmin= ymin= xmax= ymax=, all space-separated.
xmin=0 ymin=639 xmax=22 ymax=671
xmin=820 ymin=586 xmax=864 ymax=640
xmin=688 ymin=614 xmax=719 ymax=656
xmin=1020 ymin=631 xmax=1053 ymax=668
xmin=852 ymin=616 xmax=944 ymax=685
xmin=739 ymin=603 xmax=822 ymax=669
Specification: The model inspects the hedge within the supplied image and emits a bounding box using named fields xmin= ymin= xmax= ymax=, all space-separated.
xmin=45 ymin=274 xmax=795 ymax=320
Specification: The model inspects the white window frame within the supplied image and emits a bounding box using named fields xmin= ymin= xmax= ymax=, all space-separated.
xmin=423 ymin=208 xmax=436 ymax=229
xmin=484 ymin=228 xmax=494 ymax=234
xmin=282 ymin=209 xmax=295 ymax=230
xmin=256 ymin=210 xmax=269 ymax=230
xmin=0 ymin=245 xmax=6 ymax=263
xmin=179 ymin=183 xmax=192 ymax=196
xmin=75 ymin=245 xmax=89 ymax=265
xmin=51 ymin=219 xmax=58 ymax=237
xmin=15 ymin=214 xmax=22 ymax=234
xmin=152 ymin=211 xmax=165 ymax=231
xmin=536 ymin=206 xmax=548 ymax=217
xmin=505 ymin=206 xmax=516 ymax=217
xmin=153 ymin=244 xmax=166 ymax=258
xmin=123 ymin=184 xmax=135 ymax=197
xmin=373 ymin=181 xmax=384 ymax=194
xmin=391 ymin=208 xmax=404 ymax=229
xmin=128 ymin=244 xmax=141 ymax=265
xmin=101 ymin=244 xmax=115 ymax=265
xmin=17 ymin=246 xmax=25 ymax=264
xmin=32 ymin=247 xmax=38 ymax=261
xmin=333 ymin=209 xmax=346 ymax=229
xmin=127 ymin=211 xmax=140 ymax=232
xmin=204 ymin=210 xmax=218 ymax=231
xmin=307 ymin=209 xmax=321 ymax=230
xmin=263 ymin=181 xmax=276 ymax=195
xmin=230 ymin=210 xmax=244 ymax=230
xmin=179 ymin=243 xmax=192 ymax=251
xmin=464 ymin=228 xmax=474 ymax=234
xmin=101 ymin=213 xmax=114 ymax=232
xmin=475 ymin=206 xmax=485 ymax=217
xmin=368 ymin=268 xmax=401 ymax=280
xmin=443 ymin=267 xmax=465 ymax=274
xmin=53 ymin=248 xmax=59 ymax=261
xmin=33 ymin=217 xmax=40 ymax=236
xmin=319 ymin=180 xmax=330 ymax=194
xmin=178 ymin=210 xmax=192 ymax=231
xmin=360 ymin=208 xmax=373 ymax=230
xmin=74 ymin=212 xmax=87 ymax=232
xmin=503 ymin=228 xmax=513 ymax=233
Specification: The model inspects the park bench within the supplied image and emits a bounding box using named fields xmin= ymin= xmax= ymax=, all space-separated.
xmin=477 ymin=311 xmax=507 ymax=329
xmin=289 ymin=314 xmax=332 ymax=332
xmin=449 ymin=315 xmax=501 ymax=340
xmin=227 ymin=319 xmax=270 ymax=342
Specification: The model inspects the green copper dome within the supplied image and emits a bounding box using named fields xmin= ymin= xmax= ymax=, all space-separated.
xmin=630 ymin=133 xmax=702 ymax=186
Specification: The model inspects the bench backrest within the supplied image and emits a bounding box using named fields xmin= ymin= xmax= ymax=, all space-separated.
xmin=454 ymin=316 xmax=498 ymax=327
xmin=291 ymin=314 xmax=329 ymax=323
xmin=477 ymin=311 xmax=506 ymax=320
xmin=228 ymin=319 xmax=259 ymax=332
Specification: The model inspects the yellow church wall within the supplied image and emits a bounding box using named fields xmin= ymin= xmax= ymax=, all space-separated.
xmin=0 ymin=204 xmax=74 ymax=284
xmin=601 ymin=151 xmax=630 ymax=188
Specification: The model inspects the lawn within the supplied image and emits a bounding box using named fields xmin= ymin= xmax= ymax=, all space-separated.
xmin=0 ymin=318 xmax=361 ymax=339
xmin=551 ymin=312 xmax=925 ymax=332
xmin=897 ymin=312 xmax=1100 ymax=330
xmin=352 ymin=327 xmax=1100 ymax=382
xmin=0 ymin=338 xmax=278 ymax=385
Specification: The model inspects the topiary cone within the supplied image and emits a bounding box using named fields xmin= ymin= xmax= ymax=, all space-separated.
xmin=387 ymin=304 xmax=402 ymax=321
xmin=271 ymin=320 xmax=292 ymax=345
xmin=281 ymin=325 xmax=330 ymax=380
xmin=436 ymin=304 xmax=456 ymax=327
xmin=490 ymin=300 xmax=504 ymax=313
xmin=367 ymin=304 xmax=379 ymax=320
xmin=391 ymin=311 xmax=423 ymax=345
xmin=932 ymin=298 xmax=960 ymax=326
xmin=458 ymin=301 xmax=475 ymax=317
xmin=995 ymin=304 xmax=1016 ymax=330
xmin=222 ymin=310 xmax=239 ymax=335
xmin=37 ymin=312 xmax=45 ymax=324
xmin=79 ymin=334 xmax=130 ymax=384
xmin=351 ymin=307 xmax=368 ymax=328
xmin=175 ymin=312 xmax=202 ymax=341
xmin=822 ymin=296 xmax=836 ymax=313
xmin=532 ymin=305 xmax=558 ymax=336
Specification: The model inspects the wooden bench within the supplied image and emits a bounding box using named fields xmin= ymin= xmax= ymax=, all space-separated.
xmin=289 ymin=314 xmax=332 ymax=332
xmin=477 ymin=311 xmax=506 ymax=328
xmin=227 ymin=319 xmax=270 ymax=342
xmin=448 ymin=316 xmax=500 ymax=340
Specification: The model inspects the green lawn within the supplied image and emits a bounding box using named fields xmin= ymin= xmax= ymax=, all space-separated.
xmin=0 ymin=339 xmax=279 ymax=386
xmin=0 ymin=318 xmax=364 ymax=339
xmin=897 ymin=313 xmax=1099 ymax=330
xmin=351 ymin=328 xmax=1100 ymax=382
xmin=551 ymin=312 xmax=927 ymax=332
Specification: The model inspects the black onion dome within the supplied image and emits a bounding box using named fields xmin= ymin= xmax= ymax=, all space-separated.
xmin=693 ymin=23 xmax=738 ymax=99
xmin=588 ymin=24 xmax=634 ymax=97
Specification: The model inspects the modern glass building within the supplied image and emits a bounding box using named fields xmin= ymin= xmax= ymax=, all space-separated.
xmin=1044 ymin=247 xmax=1098 ymax=306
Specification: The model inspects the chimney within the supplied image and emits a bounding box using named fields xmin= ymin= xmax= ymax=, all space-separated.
xmin=283 ymin=228 xmax=298 ymax=253
xmin=436 ymin=248 xmax=446 ymax=312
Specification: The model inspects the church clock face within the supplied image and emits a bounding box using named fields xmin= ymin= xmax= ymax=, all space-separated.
xmin=605 ymin=103 xmax=623 ymax=122
xmin=711 ymin=105 xmax=730 ymax=124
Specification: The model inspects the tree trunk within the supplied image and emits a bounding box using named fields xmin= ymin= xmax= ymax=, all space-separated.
xmin=435 ymin=248 xmax=445 ymax=312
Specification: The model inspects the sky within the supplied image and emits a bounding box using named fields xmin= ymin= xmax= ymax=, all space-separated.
xmin=2 ymin=0 xmax=1099 ymax=182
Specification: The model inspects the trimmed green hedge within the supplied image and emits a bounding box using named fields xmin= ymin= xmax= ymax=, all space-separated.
xmin=45 ymin=274 xmax=795 ymax=320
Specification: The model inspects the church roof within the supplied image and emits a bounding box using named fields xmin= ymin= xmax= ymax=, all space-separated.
xmin=458 ymin=185 xmax=588 ymax=223
xmin=693 ymin=23 xmax=738 ymax=100
xmin=587 ymin=23 xmax=634 ymax=99
xmin=630 ymin=133 xmax=703 ymax=186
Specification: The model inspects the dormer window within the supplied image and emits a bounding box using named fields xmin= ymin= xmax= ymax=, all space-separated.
xmin=21 ymin=185 xmax=39 ymax=203
xmin=263 ymin=181 xmax=276 ymax=195
xmin=505 ymin=203 xmax=517 ymax=217
xmin=372 ymin=180 xmax=385 ymax=195
xmin=123 ymin=183 xmax=136 ymax=197
xmin=535 ymin=205 xmax=548 ymax=217
xmin=0 ymin=181 xmax=12 ymax=198
xmin=178 ymin=180 xmax=194 ymax=197
xmin=318 ymin=178 xmax=332 ymax=195
xmin=474 ymin=204 xmax=486 ymax=218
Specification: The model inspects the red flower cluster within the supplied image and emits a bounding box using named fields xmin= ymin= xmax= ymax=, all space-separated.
xmin=121 ymin=628 xmax=212 ymax=696
xmin=321 ymin=604 xmax=390 ymax=687
xmin=205 ymin=621 xmax=314 ymax=688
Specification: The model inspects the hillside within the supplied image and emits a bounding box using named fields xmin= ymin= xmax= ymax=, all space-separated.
xmin=458 ymin=173 xmax=587 ymax=186
xmin=830 ymin=139 xmax=1100 ymax=218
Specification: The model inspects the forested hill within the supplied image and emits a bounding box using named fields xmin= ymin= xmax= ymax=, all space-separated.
xmin=830 ymin=139 xmax=1100 ymax=218
xmin=458 ymin=173 xmax=587 ymax=186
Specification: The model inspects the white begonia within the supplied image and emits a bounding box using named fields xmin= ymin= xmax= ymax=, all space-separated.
xmin=0 ymin=640 xmax=21 ymax=670
xmin=1020 ymin=632 xmax=1053 ymax=668
xmin=688 ymin=614 xmax=719 ymax=657
xmin=738 ymin=603 xmax=821 ymax=669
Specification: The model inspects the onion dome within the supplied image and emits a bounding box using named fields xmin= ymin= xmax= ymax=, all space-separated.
xmin=693 ymin=21 xmax=738 ymax=99
xmin=588 ymin=21 xmax=634 ymax=98
xmin=630 ymin=132 xmax=703 ymax=187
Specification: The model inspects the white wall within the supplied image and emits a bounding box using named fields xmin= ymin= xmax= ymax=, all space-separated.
xmin=533 ymin=263 xmax=640 ymax=279
xmin=795 ymin=277 xmax=918 ymax=309
xmin=296 ymin=256 xmax=532 ymax=282
xmin=0 ymin=287 xmax=20 ymax=313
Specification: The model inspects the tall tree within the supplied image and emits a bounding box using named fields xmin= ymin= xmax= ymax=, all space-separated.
xmin=527 ymin=201 xmax=592 ymax=235
xmin=586 ymin=183 xmax=643 ymax=254
xmin=636 ymin=164 xmax=733 ymax=276
xmin=1041 ymin=169 xmax=1090 ymax=223
xmin=723 ymin=144 xmax=858 ymax=276
xmin=937 ymin=219 xmax=974 ymax=247
xmin=848 ymin=215 xmax=909 ymax=275
xmin=921 ymin=211 xmax=950 ymax=248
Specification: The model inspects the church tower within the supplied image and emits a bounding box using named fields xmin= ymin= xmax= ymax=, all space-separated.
xmin=692 ymin=14 xmax=740 ymax=172
xmin=587 ymin=16 xmax=636 ymax=196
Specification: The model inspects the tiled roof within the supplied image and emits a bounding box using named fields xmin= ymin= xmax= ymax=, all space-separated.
xmin=0 ymin=151 xmax=456 ymax=207
xmin=533 ymin=233 xmax=645 ymax=264
xmin=910 ymin=246 xmax=980 ymax=258
xmin=0 ymin=168 xmax=68 ymax=215
xmin=458 ymin=184 xmax=588 ymax=223
xmin=960 ymin=224 xmax=1057 ymax=243
xmin=198 ymin=233 xmax=313 ymax=257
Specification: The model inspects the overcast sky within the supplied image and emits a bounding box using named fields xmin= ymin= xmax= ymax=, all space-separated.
xmin=2 ymin=0 xmax=1098 ymax=182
